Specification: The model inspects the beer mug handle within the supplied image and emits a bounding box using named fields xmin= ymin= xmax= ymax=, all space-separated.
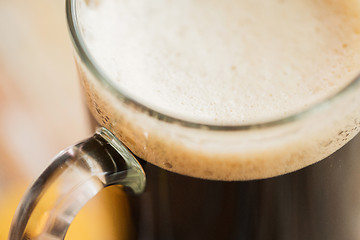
xmin=8 ymin=128 xmax=146 ymax=240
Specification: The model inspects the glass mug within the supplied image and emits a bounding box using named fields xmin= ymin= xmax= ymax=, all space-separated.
xmin=8 ymin=0 xmax=360 ymax=239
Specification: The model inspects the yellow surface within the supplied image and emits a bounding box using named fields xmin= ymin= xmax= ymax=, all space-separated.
xmin=0 ymin=184 xmax=133 ymax=240
xmin=0 ymin=184 xmax=27 ymax=240
xmin=67 ymin=186 xmax=134 ymax=240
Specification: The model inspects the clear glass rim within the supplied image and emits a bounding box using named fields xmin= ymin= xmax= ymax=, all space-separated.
xmin=66 ymin=0 xmax=360 ymax=131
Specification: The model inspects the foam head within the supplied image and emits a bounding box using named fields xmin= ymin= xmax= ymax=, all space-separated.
xmin=78 ymin=0 xmax=360 ymax=125
xmin=75 ymin=0 xmax=360 ymax=180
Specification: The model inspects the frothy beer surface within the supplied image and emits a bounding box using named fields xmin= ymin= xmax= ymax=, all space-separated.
xmin=79 ymin=0 xmax=360 ymax=125
xmin=77 ymin=0 xmax=360 ymax=180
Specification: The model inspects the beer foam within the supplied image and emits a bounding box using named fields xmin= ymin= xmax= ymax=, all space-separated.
xmin=76 ymin=0 xmax=360 ymax=180
xmin=78 ymin=0 xmax=360 ymax=125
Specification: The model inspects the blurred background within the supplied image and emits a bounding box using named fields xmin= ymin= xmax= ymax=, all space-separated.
xmin=0 ymin=0 xmax=128 ymax=239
